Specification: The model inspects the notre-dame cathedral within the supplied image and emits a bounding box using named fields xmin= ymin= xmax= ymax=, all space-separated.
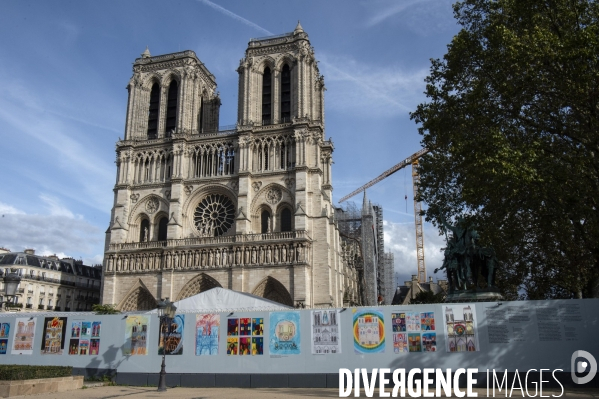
xmin=101 ymin=23 xmax=361 ymax=310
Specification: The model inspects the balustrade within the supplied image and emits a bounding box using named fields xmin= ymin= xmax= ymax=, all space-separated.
xmin=106 ymin=239 xmax=311 ymax=273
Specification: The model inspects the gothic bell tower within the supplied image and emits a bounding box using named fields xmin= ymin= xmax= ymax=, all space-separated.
xmin=102 ymin=24 xmax=357 ymax=310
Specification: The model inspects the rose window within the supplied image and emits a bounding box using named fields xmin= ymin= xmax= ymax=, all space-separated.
xmin=193 ymin=194 xmax=235 ymax=237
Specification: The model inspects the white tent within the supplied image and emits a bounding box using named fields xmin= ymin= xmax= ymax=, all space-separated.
xmin=146 ymin=287 xmax=293 ymax=313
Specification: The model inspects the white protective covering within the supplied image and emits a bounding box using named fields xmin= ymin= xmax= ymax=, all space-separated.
xmin=146 ymin=287 xmax=293 ymax=313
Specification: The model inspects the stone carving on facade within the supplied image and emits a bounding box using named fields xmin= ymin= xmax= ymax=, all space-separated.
xmin=284 ymin=178 xmax=295 ymax=189
xmin=130 ymin=193 xmax=140 ymax=203
xmin=265 ymin=187 xmax=282 ymax=205
xmin=165 ymin=190 xmax=171 ymax=200
xmin=145 ymin=197 xmax=159 ymax=214
xmin=184 ymin=185 xmax=193 ymax=195
xmin=252 ymin=181 xmax=262 ymax=192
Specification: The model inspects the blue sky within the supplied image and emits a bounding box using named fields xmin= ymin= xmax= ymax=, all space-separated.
xmin=0 ymin=0 xmax=460 ymax=287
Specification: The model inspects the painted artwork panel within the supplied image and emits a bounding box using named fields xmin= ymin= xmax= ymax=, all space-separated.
xmin=421 ymin=312 xmax=436 ymax=331
xmin=227 ymin=318 xmax=239 ymax=336
xmin=408 ymin=333 xmax=422 ymax=352
xmin=252 ymin=337 xmax=263 ymax=355
xmin=91 ymin=322 xmax=101 ymax=338
xmin=195 ymin=314 xmax=219 ymax=356
xmin=269 ymin=312 xmax=301 ymax=355
xmin=124 ymin=315 xmax=149 ymax=356
xmin=239 ymin=318 xmax=251 ymax=336
xmin=311 ymin=310 xmax=341 ymax=354
xmin=79 ymin=340 xmax=89 ymax=355
xmin=443 ymin=304 xmax=479 ymax=352
xmin=0 ymin=323 xmax=10 ymax=338
xmin=422 ymin=332 xmax=437 ymax=352
xmin=239 ymin=337 xmax=251 ymax=355
xmin=158 ymin=314 xmax=184 ymax=355
xmin=391 ymin=313 xmax=406 ymax=332
xmin=393 ymin=333 xmax=408 ymax=354
xmin=406 ymin=312 xmax=421 ymax=332
xmin=252 ymin=318 xmax=264 ymax=336
xmin=81 ymin=322 xmax=92 ymax=339
xmin=353 ymin=309 xmax=385 ymax=354
xmin=71 ymin=322 xmax=81 ymax=338
xmin=0 ymin=339 xmax=7 ymax=355
xmin=69 ymin=339 xmax=79 ymax=355
xmin=90 ymin=339 xmax=100 ymax=355
xmin=40 ymin=317 xmax=67 ymax=355
xmin=227 ymin=337 xmax=238 ymax=355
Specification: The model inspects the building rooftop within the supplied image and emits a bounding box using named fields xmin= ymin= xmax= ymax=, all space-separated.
xmin=0 ymin=251 xmax=101 ymax=280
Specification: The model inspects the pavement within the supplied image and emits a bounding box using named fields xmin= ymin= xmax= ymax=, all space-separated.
xmin=9 ymin=385 xmax=599 ymax=398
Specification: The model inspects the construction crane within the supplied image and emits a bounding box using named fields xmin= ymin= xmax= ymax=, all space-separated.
xmin=338 ymin=148 xmax=429 ymax=283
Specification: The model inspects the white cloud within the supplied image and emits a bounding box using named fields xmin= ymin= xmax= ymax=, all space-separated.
xmin=196 ymin=0 xmax=272 ymax=36
xmin=0 ymin=200 xmax=103 ymax=262
xmin=363 ymin=0 xmax=455 ymax=36
xmin=319 ymin=54 xmax=428 ymax=117
xmin=365 ymin=0 xmax=430 ymax=27
xmin=384 ymin=219 xmax=446 ymax=285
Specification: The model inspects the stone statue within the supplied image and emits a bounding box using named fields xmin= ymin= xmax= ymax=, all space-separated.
xmin=143 ymin=227 xmax=149 ymax=242
xmin=435 ymin=216 xmax=499 ymax=296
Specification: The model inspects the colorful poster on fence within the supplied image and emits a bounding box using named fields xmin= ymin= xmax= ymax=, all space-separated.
xmin=422 ymin=332 xmax=437 ymax=352
xmin=0 ymin=323 xmax=10 ymax=354
xmin=40 ymin=316 xmax=67 ymax=355
xmin=393 ymin=332 xmax=408 ymax=353
xmin=12 ymin=317 xmax=36 ymax=355
xmin=311 ymin=309 xmax=341 ymax=354
xmin=69 ymin=321 xmax=100 ymax=356
xmin=158 ymin=314 xmax=184 ymax=355
xmin=443 ymin=304 xmax=479 ymax=352
xmin=353 ymin=309 xmax=385 ymax=354
xmin=269 ymin=312 xmax=300 ymax=355
xmin=226 ymin=316 xmax=264 ymax=356
xmin=196 ymin=314 xmax=219 ymax=355
xmin=124 ymin=315 xmax=149 ymax=355
xmin=71 ymin=322 xmax=81 ymax=338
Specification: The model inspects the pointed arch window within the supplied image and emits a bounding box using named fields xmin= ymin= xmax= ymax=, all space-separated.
xmin=147 ymin=83 xmax=160 ymax=139
xmin=280 ymin=208 xmax=292 ymax=232
xmin=166 ymin=80 xmax=178 ymax=136
xmin=261 ymin=210 xmax=271 ymax=234
xmin=157 ymin=217 xmax=168 ymax=241
xmin=262 ymin=67 xmax=272 ymax=125
xmin=140 ymin=219 xmax=150 ymax=242
xmin=281 ymin=64 xmax=291 ymax=122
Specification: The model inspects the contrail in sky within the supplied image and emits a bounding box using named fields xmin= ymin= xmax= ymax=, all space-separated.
xmin=196 ymin=0 xmax=273 ymax=36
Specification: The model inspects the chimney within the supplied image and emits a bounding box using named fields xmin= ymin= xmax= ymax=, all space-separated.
xmin=24 ymin=249 xmax=35 ymax=255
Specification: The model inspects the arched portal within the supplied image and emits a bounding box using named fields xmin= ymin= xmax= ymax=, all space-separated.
xmin=176 ymin=273 xmax=222 ymax=301
xmin=252 ymin=276 xmax=293 ymax=306
xmin=118 ymin=285 xmax=157 ymax=311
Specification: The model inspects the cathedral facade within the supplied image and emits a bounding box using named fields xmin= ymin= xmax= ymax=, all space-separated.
xmin=101 ymin=23 xmax=359 ymax=310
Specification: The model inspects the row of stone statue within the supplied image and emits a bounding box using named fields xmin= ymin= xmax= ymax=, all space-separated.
xmin=106 ymin=243 xmax=308 ymax=272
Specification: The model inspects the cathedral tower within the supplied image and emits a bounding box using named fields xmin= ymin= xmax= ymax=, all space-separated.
xmin=102 ymin=24 xmax=358 ymax=310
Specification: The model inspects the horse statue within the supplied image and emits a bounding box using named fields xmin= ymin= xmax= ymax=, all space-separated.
xmin=434 ymin=216 xmax=498 ymax=294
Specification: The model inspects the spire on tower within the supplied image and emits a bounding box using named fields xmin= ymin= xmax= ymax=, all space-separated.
xmin=141 ymin=46 xmax=151 ymax=58
xmin=294 ymin=20 xmax=304 ymax=34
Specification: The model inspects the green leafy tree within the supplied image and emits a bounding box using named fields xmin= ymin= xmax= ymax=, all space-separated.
xmin=411 ymin=0 xmax=599 ymax=299
xmin=92 ymin=304 xmax=120 ymax=315
xmin=409 ymin=290 xmax=446 ymax=305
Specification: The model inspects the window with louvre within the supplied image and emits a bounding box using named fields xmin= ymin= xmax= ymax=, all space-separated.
xmin=147 ymin=83 xmax=160 ymax=139
xmin=281 ymin=64 xmax=291 ymax=122
xmin=165 ymin=80 xmax=178 ymax=136
xmin=262 ymin=67 xmax=272 ymax=125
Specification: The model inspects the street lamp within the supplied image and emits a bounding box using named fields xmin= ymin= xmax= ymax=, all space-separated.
xmin=0 ymin=269 xmax=22 ymax=310
xmin=156 ymin=297 xmax=177 ymax=392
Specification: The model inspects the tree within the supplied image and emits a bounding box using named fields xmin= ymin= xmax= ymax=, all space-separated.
xmin=92 ymin=304 xmax=120 ymax=315
xmin=409 ymin=290 xmax=446 ymax=305
xmin=411 ymin=0 xmax=599 ymax=299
